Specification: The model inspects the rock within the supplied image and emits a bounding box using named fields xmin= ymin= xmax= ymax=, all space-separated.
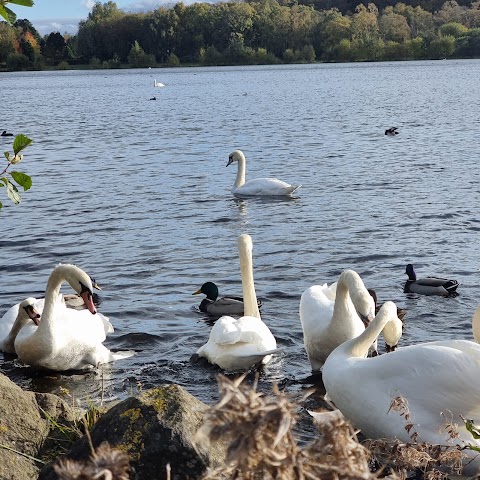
xmin=40 ymin=384 xmax=226 ymax=480
xmin=0 ymin=373 xmax=76 ymax=480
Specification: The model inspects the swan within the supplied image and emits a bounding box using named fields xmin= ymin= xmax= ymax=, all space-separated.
xmin=322 ymin=301 xmax=480 ymax=476
xmin=14 ymin=264 xmax=130 ymax=371
xmin=367 ymin=288 xmax=405 ymax=353
xmin=192 ymin=281 xmax=262 ymax=316
xmin=226 ymin=150 xmax=301 ymax=197
xmin=0 ymin=298 xmax=40 ymax=353
xmin=153 ymin=80 xmax=165 ymax=87
xmin=196 ymin=234 xmax=280 ymax=371
xmin=299 ymin=270 xmax=376 ymax=372
xmin=404 ymin=263 xmax=459 ymax=296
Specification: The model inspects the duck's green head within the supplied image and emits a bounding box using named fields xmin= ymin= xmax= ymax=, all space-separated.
xmin=193 ymin=282 xmax=219 ymax=301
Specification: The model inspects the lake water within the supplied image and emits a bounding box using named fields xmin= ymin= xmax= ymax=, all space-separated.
xmin=1 ymin=61 xmax=480 ymax=436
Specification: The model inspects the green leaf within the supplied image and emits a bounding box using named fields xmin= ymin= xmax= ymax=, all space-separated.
xmin=3 ymin=178 xmax=21 ymax=204
xmin=4 ymin=151 xmax=9 ymax=161
xmin=13 ymin=134 xmax=32 ymax=155
xmin=7 ymin=0 xmax=35 ymax=6
xmin=0 ymin=5 xmax=16 ymax=23
xmin=10 ymin=171 xmax=32 ymax=191
xmin=465 ymin=418 xmax=480 ymax=439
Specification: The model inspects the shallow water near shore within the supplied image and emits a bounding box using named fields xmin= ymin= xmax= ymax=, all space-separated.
xmin=1 ymin=61 xmax=480 ymax=442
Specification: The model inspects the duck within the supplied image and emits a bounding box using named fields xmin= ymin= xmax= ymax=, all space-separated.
xmin=1 ymin=130 xmax=13 ymax=136
xmin=385 ymin=127 xmax=399 ymax=135
xmin=196 ymin=234 xmax=281 ymax=371
xmin=14 ymin=264 xmax=133 ymax=371
xmin=192 ymin=281 xmax=262 ymax=316
xmin=299 ymin=270 xmax=376 ymax=372
xmin=367 ymin=288 xmax=405 ymax=352
xmin=226 ymin=150 xmax=301 ymax=197
xmin=321 ymin=301 xmax=480 ymax=476
xmin=153 ymin=79 xmax=165 ymax=87
xmin=150 ymin=96 xmax=156 ymax=101
xmin=0 ymin=298 xmax=40 ymax=354
xmin=404 ymin=263 xmax=459 ymax=296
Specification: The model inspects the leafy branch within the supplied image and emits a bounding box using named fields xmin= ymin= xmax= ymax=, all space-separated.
xmin=1 ymin=134 xmax=33 ymax=209
xmin=0 ymin=0 xmax=34 ymax=24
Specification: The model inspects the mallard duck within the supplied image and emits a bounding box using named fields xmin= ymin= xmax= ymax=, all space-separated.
xmin=196 ymin=235 xmax=280 ymax=371
xmin=226 ymin=150 xmax=301 ymax=197
xmin=321 ymin=301 xmax=480 ymax=476
xmin=193 ymin=281 xmax=261 ymax=316
xmin=384 ymin=127 xmax=399 ymax=136
xmin=404 ymin=263 xmax=459 ymax=296
xmin=14 ymin=264 xmax=134 ymax=371
xmin=299 ymin=270 xmax=376 ymax=372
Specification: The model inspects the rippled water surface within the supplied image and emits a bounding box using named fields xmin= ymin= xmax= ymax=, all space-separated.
xmin=1 ymin=61 xmax=480 ymax=432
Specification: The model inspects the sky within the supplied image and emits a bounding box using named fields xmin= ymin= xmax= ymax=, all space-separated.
xmin=9 ymin=0 xmax=174 ymax=36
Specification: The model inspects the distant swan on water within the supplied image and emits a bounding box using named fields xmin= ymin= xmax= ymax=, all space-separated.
xmin=154 ymin=79 xmax=165 ymax=87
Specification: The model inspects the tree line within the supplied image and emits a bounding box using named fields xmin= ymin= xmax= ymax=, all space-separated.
xmin=2 ymin=0 xmax=480 ymax=70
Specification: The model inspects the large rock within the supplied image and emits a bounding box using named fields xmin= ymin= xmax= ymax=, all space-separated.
xmin=40 ymin=384 xmax=226 ymax=480
xmin=0 ymin=373 xmax=76 ymax=480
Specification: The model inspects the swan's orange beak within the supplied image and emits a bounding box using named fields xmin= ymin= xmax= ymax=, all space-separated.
xmin=25 ymin=305 xmax=41 ymax=326
xmin=80 ymin=290 xmax=97 ymax=314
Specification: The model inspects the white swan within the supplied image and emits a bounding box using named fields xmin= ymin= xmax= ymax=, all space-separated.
xmin=322 ymin=301 xmax=480 ymax=476
xmin=14 ymin=264 xmax=129 ymax=371
xmin=226 ymin=150 xmax=301 ymax=197
xmin=153 ymin=79 xmax=165 ymax=87
xmin=382 ymin=314 xmax=403 ymax=352
xmin=0 ymin=298 xmax=40 ymax=353
xmin=300 ymin=270 xmax=376 ymax=371
xmin=196 ymin=234 xmax=280 ymax=371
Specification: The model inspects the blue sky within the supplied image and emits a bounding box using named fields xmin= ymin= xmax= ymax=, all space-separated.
xmin=10 ymin=0 xmax=170 ymax=36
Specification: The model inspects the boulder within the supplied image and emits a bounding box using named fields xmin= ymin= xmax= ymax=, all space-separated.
xmin=40 ymin=384 xmax=226 ymax=480
xmin=0 ymin=373 xmax=76 ymax=480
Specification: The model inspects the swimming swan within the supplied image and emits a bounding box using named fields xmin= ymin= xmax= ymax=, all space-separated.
xmin=196 ymin=234 xmax=280 ymax=371
xmin=300 ymin=270 xmax=376 ymax=372
xmin=322 ymin=301 xmax=480 ymax=476
xmin=192 ymin=281 xmax=262 ymax=316
xmin=153 ymin=80 xmax=165 ymax=87
xmin=0 ymin=298 xmax=40 ymax=354
xmin=14 ymin=264 xmax=129 ymax=371
xmin=226 ymin=150 xmax=301 ymax=197
xmin=404 ymin=263 xmax=459 ymax=296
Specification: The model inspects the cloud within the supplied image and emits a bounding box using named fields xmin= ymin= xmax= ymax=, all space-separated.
xmin=82 ymin=0 xmax=96 ymax=9
xmin=32 ymin=18 xmax=82 ymax=36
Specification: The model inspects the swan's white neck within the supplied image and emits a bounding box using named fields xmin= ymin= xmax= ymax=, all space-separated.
xmin=334 ymin=302 xmax=396 ymax=359
xmin=238 ymin=234 xmax=260 ymax=319
xmin=472 ymin=305 xmax=480 ymax=342
xmin=330 ymin=270 xmax=370 ymax=329
xmin=40 ymin=268 xmax=66 ymax=335
xmin=233 ymin=155 xmax=246 ymax=189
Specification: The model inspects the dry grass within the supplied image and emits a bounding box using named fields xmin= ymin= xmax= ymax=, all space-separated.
xmin=366 ymin=395 xmax=465 ymax=480
xmin=197 ymin=374 xmax=389 ymax=480
xmin=53 ymin=430 xmax=130 ymax=480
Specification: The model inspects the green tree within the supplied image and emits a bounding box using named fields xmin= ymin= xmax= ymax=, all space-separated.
xmin=43 ymin=32 xmax=67 ymax=64
xmin=439 ymin=22 xmax=468 ymax=37
xmin=127 ymin=40 xmax=155 ymax=67
xmin=0 ymin=22 xmax=16 ymax=63
xmin=379 ymin=9 xmax=411 ymax=43
xmin=427 ymin=34 xmax=456 ymax=58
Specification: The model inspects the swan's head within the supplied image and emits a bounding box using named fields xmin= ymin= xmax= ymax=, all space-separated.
xmin=53 ymin=264 xmax=97 ymax=314
xmin=19 ymin=297 xmax=41 ymax=326
xmin=226 ymin=150 xmax=245 ymax=167
xmin=193 ymin=282 xmax=219 ymax=301
xmin=405 ymin=263 xmax=416 ymax=281
xmin=340 ymin=270 xmax=375 ymax=326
